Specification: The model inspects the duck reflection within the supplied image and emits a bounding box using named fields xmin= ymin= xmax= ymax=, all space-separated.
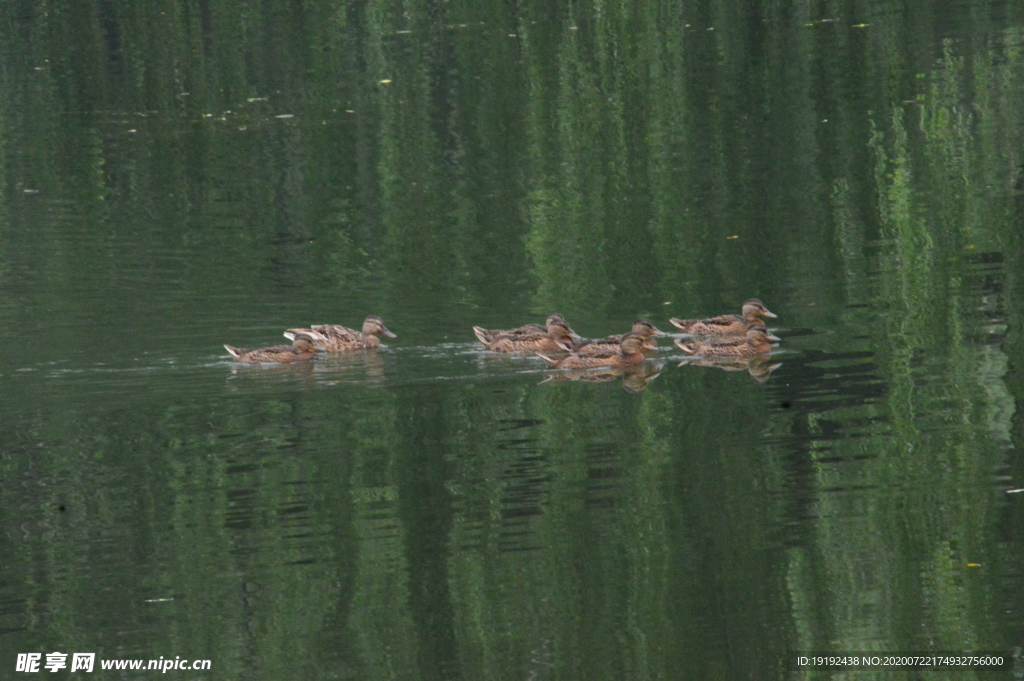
xmin=677 ymin=355 xmax=782 ymax=383
xmin=227 ymin=358 xmax=318 ymax=385
xmin=313 ymin=347 xmax=387 ymax=387
xmin=539 ymin=361 xmax=664 ymax=392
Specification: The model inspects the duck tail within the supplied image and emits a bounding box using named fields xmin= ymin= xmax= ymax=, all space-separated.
xmin=285 ymin=327 xmax=319 ymax=340
xmin=668 ymin=318 xmax=691 ymax=332
xmin=676 ymin=342 xmax=699 ymax=356
xmin=554 ymin=339 xmax=576 ymax=352
xmin=472 ymin=326 xmax=493 ymax=345
xmin=535 ymin=352 xmax=560 ymax=367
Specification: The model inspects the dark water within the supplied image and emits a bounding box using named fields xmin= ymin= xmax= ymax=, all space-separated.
xmin=2 ymin=2 xmax=1024 ymax=679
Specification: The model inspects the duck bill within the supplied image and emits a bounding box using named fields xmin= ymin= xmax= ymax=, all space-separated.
xmin=381 ymin=327 xmax=397 ymax=339
xmin=643 ymin=339 xmax=659 ymax=351
xmin=649 ymin=326 xmax=667 ymax=337
xmin=761 ymin=308 xmax=778 ymax=318
xmin=766 ymin=332 xmax=782 ymax=341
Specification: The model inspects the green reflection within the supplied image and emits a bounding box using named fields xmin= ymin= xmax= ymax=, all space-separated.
xmin=1 ymin=2 xmax=1023 ymax=680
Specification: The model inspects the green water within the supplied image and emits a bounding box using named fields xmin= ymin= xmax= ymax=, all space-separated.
xmin=2 ymin=1 xmax=1024 ymax=679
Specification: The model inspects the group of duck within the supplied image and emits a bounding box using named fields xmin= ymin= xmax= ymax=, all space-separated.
xmin=222 ymin=300 xmax=781 ymax=373
xmin=224 ymin=316 xmax=396 ymax=363
xmin=472 ymin=298 xmax=780 ymax=369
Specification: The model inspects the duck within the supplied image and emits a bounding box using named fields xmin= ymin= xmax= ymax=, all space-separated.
xmin=573 ymin=318 xmax=666 ymax=355
xmin=476 ymin=317 xmax=578 ymax=352
xmin=285 ymin=315 xmax=396 ymax=351
xmin=669 ymin=298 xmax=777 ymax=335
xmin=537 ymin=333 xmax=657 ymax=369
xmin=674 ymin=324 xmax=780 ymax=357
xmin=225 ymin=335 xmax=320 ymax=364
xmin=473 ymin=313 xmax=580 ymax=344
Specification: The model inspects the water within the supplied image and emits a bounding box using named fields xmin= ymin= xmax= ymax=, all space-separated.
xmin=2 ymin=2 xmax=1024 ymax=679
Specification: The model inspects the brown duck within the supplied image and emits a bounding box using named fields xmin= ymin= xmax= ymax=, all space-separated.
xmin=573 ymin=318 xmax=666 ymax=355
xmin=225 ymin=335 xmax=320 ymax=364
xmin=476 ymin=317 xmax=578 ymax=352
xmin=285 ymin=316 xmax=396 ymax=351
xmin=675 ymin=324 xmax=780 ymax=357
xmin=473 ymin=313 xmax=579 ymax=344
xmin=537 ymin=333 xmax=657 ymax=369
xmin=669 ymin=299 xmax=777 ymax=335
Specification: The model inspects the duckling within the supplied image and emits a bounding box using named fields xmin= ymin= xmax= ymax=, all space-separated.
xmin=674 ymin=324 xmax=780 ymax=357
xmin=477 ymin=318 xmax=578 ymax=352
xmin=537 ymin=333 xmax=657 ymax=369
xmin=473 ymin=313 xmax=580 ymax=344
xmin=573 ymin=318 xmax=666 ymax=355
xmin=669 ymin=298 xmax=777 ymax=335
xmin=225 ymin=335 xmax=320 ymax=364
xmin=285 ymin=315 xmax=396 ymax=351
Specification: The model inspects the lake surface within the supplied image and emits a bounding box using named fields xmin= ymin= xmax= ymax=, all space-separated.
xmin=2 ymin=1 xmax=1024 ymax=679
